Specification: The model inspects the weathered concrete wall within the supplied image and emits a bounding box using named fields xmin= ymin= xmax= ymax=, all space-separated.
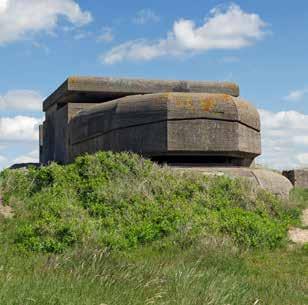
xmin=68 ymin=93 xmax=261 ymax=165
xmin=174 ymin=166 xmax=293 ymax=199
xmin=69 ymin=122 xmax=168 ymax=162
xmin=42 ymin=104 xmax=57 ymax=164
xmin=283 ymin=169 xmax=308 ymax=188
xmin=43 ymin=76 xmax=240 ymax=111
xmin=41 ymin=103 xmax=100 ymax=164
xmin=39 ymin=124 xmax=44 ymax=164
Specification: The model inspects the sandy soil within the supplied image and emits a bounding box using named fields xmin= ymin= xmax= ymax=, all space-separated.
xmin=288 ymin=209 xmax=308 ymax=244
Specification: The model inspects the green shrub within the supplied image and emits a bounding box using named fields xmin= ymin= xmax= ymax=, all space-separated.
xmin=290 ymin=187 xmax=308 ymax=210
xmin=0 ymin=152 xmax=301 ymax=253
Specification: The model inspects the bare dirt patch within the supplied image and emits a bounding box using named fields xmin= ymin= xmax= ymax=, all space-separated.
xmin=0 ymin=205 xmax=13 ymax=219
xmin=0 ymin=196 xmax=14 ymax=219
xmin=289 ymin=228 xmax=308 ymax=244
xmin=301 ymin=209 xmax=308 ymax=226
xmin=289 ymin=209 xmax=308 ymax=244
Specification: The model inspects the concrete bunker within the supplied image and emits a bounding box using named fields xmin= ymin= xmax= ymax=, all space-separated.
xmin=40 ymin=76 xmax=292 ymax=198
xmin=40 ymin=76 xmax=259 ymax=167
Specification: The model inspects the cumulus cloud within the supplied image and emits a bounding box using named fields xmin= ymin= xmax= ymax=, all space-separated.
xmin=0 ymin=115 xmax=41 ymax=169
xmin=293 ymin=136 xmax=308 ymax=145
xmin=102 ymin=4 xmax=267 ymax=64
xmin=258 ymin=109 xmax=308 ymax=169
xmin=0 ymin=0 xmax=92 ymax=45
xmin=0 ymin=0 xmax=8 ymax=14
xmin=13 ymin=149 xmax=38 ymax=164
xmin=284 ymin=88 xmax=308 ymax=102
xmin=0 ymin=90 xmax=43 ymax=111
xmin=133 ymin=9 xmax=160 ymax=24
xmin=297 ymin=153 xmax=308 ymax=165
xmin=0 ymin=149 xmax=39 ymax=170
xmin=0 ymin=116 xmax=42 ymax=142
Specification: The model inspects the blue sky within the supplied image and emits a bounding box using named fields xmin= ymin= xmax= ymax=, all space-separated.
xmin=0 ymin=0 xmax=308 ymax=169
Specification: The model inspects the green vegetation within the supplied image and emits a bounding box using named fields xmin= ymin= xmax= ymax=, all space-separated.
xmin=290 ymin=187 xmax=308 ymax=209
xmin=0 ymin=152 xmax=301 ymax=252
xmin=0 ymin=152 xmax=307 ymax=305
xmin=0 ymin=241 xmax=307 ymax=305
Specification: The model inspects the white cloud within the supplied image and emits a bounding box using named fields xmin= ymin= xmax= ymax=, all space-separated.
xmin=257 ymin=109 xmax=308 ymax=170
xmin=0 ymin=115 xmax=41 ymax=169
xmin=297 ymin=153 xmax=308 ymax=165
xmin=101 ymin=39 xmax=175 ymax=64
xmin=0 ymin=149 xmax=39 ymax=170
xmin=0 ymin=90 xmax=43 ymax=111
xmin=0 ymin=0 xmax=8 ymax=14
xmin=13 ymin=149 xmax=38 ymax=164
xmin=0 ymin=116 xmax=42 ymax=142
xmin=284 ymin=88 xmax=308 ymax=102
xmin=133 ymin=9 xmax=160 ymax=24
xmin=293 ymin=136 xmax=308 ymax=145
xmin=0 ymin=0 xmax=92 ymax=45
xmin=259 ymin=109 xmax=308 ymax=130
xmin=97 ymin=27 xmax=114 ymax=42
xmin=102 ymin=4 xmax=267 ymax=64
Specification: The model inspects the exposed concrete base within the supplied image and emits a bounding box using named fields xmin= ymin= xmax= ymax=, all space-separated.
xmin=283 ymin=169 xmax=308 ymax=188
xmin=172 ymin=165 xmax=293 ymax=199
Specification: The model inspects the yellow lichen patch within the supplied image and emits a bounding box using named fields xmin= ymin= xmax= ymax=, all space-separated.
xmin=163 ymin=93 xmax=238 ymax=113
xmin=177 ymin=97 xmax=194 ymax=110
xmin=200 ymin=98 xmax=216 ymax=112
xmin=199 ymin=94 xmax=232 ymax=112
xmin=220 ymin=94 xmax=234 ymax=103
xmin=167 ymin=93 xmax=195 ymax=111
xmin=69 ymin=77 xmax=79 ymax=85
xmin=162 ymin=92 xmax=171 ymax=99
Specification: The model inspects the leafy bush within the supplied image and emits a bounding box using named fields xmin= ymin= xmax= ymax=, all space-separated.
xmin=0 ymin=152 xmax=301 ymax=253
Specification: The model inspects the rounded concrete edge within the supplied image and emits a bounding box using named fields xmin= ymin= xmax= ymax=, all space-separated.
xmin=172 ymin=166 xmax=293 ymax=200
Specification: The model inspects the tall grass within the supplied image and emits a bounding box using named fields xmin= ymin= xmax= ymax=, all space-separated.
xmin=0 ymin=241 xmax=307 ymax=305
xmin=0 ymin=152 xmax=307 ymax=304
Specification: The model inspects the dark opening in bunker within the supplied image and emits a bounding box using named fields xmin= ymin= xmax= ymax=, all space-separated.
xmin=150 ymin=155 xmax=248 ymax=167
